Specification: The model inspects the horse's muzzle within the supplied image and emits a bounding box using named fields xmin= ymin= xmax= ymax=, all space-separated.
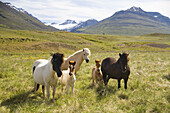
xmin=69 ymin=72 xmax=72 ymax=76
xmin=56 ymin=70 xmax=62 ymax=77
xmin=97 ymin=69 xmax=100 ymax=72
xmin=86 ymin=59 xmax=89 ymax=63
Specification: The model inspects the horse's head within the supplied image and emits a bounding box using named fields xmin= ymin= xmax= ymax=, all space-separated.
xmin=95 ymin=59 xmax=101 ymax=72
xmin=51 ymin=53 xmax=64 ymax=77
xmin=82 ymin=48 xmax=91 ymax=63
xmin=119 ymin=53 xmax=129 ymax=73
xmin=68 ymin=61 xmax=76 ymax=76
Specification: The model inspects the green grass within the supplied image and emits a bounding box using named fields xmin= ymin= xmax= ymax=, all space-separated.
xmin=0 ymin=28 xmax=170 ymax=112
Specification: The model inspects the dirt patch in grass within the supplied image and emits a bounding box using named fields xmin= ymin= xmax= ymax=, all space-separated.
xmin=147 ymin=44 xmax=170 ymax=49
xmin=0 ymin=37 xmax=36 ymax=43
xmin=31 ymin=42 xmax=76 ymax=50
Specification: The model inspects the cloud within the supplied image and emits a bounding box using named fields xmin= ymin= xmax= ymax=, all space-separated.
xmin=1 ymin=0 xmax=170 ymax=23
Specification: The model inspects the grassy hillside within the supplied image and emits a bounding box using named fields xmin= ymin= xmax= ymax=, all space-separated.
xmin=0 ymin=28 xmax=170 ymax=112
xmin=0 ymin=2 xmax=57 ymax=31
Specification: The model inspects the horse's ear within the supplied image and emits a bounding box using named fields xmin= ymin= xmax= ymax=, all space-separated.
xmin=119 ymin=53 xmax=122 ymax=57
xmin=61 ymin=54 xmax=64 ymax=58
xmin=74 ymin=61 xmax=76 ymax=65
xmin=69 ymin=61 xmax=71 ymax=64
xmin=95 ymin=59 xmax=100 ymax=63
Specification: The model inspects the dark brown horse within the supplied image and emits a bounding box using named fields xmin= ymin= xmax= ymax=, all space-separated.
xmin=101 ymin=53 xmax=130 ymax=89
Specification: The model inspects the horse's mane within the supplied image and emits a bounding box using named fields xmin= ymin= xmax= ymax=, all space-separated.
xmin=68 ymin=49 xmax=82 ymax=59
xmin=84 ymin=48 xmax=91 ymax=56
xmin=67 ymin=48 xmax=91 ymax=59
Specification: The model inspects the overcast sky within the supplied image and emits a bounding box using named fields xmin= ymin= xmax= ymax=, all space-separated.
xmin=1 ymin=0 xmax=170 ymax=23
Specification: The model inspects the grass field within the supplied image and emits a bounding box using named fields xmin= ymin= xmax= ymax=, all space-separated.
xmin=0 ymin=28 xmax=170 ymax=113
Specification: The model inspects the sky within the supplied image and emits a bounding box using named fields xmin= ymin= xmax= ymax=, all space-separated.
xmin=1 ymin=0 xmax=170 ymax=23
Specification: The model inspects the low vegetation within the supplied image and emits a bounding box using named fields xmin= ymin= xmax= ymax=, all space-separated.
xmin=0 ymin=28 xmax=169 ymax=112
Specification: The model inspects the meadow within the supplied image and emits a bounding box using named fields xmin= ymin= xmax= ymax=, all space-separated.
xmin=0 ymin=28 xmax=170 ymax=113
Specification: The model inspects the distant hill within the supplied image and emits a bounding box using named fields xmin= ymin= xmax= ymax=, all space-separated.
xmin=0 ymin=1 xmax=57 ymax=31
xmin=75 ymin=6 xmax=170 ymax=36
xmin=70 ymin=19 xmax=98 ymax=32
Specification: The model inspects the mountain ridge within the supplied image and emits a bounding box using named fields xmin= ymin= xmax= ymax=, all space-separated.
xmin=0 ymin=1 xmax=57 ymax=31
xmin=74 ymin=6 xmax=170 ymax=35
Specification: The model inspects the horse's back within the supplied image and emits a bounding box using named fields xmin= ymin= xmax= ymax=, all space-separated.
xmin=33 ymin=59 xmax=48 ymax=68
xmin=33 ymin=59 xmax=49 ymax=85
xmin=102 ymin=57 xmax=116 ymax=67
xmin=101 ymin=57 xmax=116 ymax=74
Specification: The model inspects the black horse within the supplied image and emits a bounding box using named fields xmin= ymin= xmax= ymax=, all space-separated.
xmin=101 ymin=53 xmax=130 ymax=89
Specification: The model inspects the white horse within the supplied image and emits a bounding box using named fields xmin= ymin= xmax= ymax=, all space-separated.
xmin=61 ymin=61 xmax=76 ymax=94
xmin=33 ymin=53 xmax=64 ymax=101
xmin=33 ymin=48 xmax=91 ymax=73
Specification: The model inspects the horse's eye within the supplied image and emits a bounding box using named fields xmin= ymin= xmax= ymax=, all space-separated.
xmin=84 ymin=54 xmax=85 ymax=56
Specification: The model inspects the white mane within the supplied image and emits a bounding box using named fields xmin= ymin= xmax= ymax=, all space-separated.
xmin=83 ymin=48 xmax=91 ymax=56
xmin=67 ymin=48 xmax=91 ymax=59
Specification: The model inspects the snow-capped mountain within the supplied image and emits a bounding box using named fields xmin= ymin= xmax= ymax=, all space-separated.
xmin=4 ymin=2 xmax=41 ymax=21
xmin=5 ymin=2 xmax=30 ymax=15
xmin=59 ymin=19 xmax=77 ymax=25
xmin=47 ymin=19 xmax=98 ymax=32
xmin=127 ymin=6 xmax=144 ymax=12
xmin=47 ymin=19 xmax=78 ymax=31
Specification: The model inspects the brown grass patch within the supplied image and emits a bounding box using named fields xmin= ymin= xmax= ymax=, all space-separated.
xmin=147 ymin=44 xmax=170 ymax=49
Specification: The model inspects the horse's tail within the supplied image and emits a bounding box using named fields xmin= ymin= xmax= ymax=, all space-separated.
xmin=32 ymin=66 xmax=40 ymax=91
xmin=33 ymin=66 xmax=36 ymax=74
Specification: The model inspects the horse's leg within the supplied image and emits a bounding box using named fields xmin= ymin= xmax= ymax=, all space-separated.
xmin=96 ymin=79 xmax=98 ymax=85
xmin=52 ymin=86 xmax=56 ymax=102
xmin=105 ymin=76 xmax=110 ymax=85
xmin=61 ymin=84 xmax=63 ymax=94
xmin=46 ymin=84 xmax=50 ymax=101
xmin=124 ymin=78 xmax=128 ymax=90
xmin=72 ymin=83 xmax=75 ymax=94
xmin=36 ymin=84 xmax=40 ymax=91
xmin=118 ymin=79 xmax=121 ymax=89
xmin=42 ymin=85 xmax=45 ymax=99
xmin=32 ymin=82 xmax=37 ymax=92
xmin=103 ymin=73 xmax=107 ymax=86
xmin=66 ymin=85 xmax=70 ymax=95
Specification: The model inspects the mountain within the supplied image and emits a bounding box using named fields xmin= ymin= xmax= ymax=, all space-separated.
xmin=70 ymin=19 xmax=98 ymax=32
xmin=59 ymin=19 xmax=77 ymax=25
xmin=75 ymin=6 xmax=170 ymax=36
xmin=48 ymin=19 xmax=78 ymax=31
xmin=48 ymin=19 xmax=98 ymax=32
xmin=0 ymin=1 xmax=57 ymax=31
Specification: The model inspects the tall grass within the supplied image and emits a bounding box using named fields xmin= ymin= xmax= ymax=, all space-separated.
xmin=0 ymin=52 xmax=169 ymax=112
